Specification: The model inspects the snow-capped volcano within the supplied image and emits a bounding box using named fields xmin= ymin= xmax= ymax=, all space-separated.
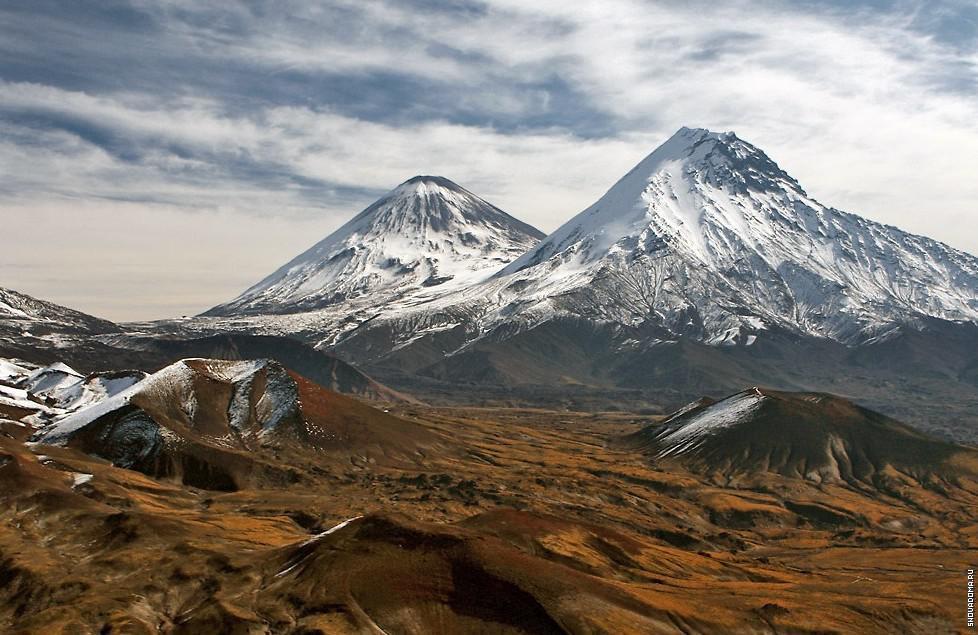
xmin=199 ymin=128 xmax=977 ymax=366
xmin=479 ymin=127 xmax=978 ymax=345
xmin=206 ymin=176 xmax=544 ymax=320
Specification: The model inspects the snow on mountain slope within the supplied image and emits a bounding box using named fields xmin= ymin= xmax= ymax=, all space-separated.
xmin=346 ymin=127 xmax=978 ymax=354
xmin=0 ymin=287 xmax=119 ymax=337
xmin=479 ymin=127 xmax=978 ymax=345
xmin=30 ymin=357 xmax=444 ymax=489
xmin=24 ymin=362 xmax=84 ymax=396
xmin=652 ymin=389 xmax=767 ymax=459
xmin=0 ymin=358 xmax=33 ymax=385
xmin=0 ymin=358 xmax=146 ymax=439
xmin=41 ymin=369 xmax=148 ymax=412
xmin=0 ymin=357 xmax=147 ymax=430
xmin=204 ymin=176 xmax=544 ymax=343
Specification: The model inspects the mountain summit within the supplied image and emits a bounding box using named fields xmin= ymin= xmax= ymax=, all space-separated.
xmin=486 ymin=126 xmax=978 ymax=345
xmin=205 ymin=176 xmax=544 ymax=324
xmin=501 ymin=127 xmax=801 ymax=275
xmin=204 ymin=129 xmax=978 ymax=349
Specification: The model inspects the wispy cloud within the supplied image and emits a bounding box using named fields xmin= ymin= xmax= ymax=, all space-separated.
xmin=0 ymin=0 xmax=976 ymax=319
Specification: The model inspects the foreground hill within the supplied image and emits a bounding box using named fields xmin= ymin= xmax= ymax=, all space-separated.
xmin=3 ymin=400 xmax=975 ymax=633
xmin=618 ymin=388 xmax=978 ymax=488
xmin=32 ymin=358 xmax=442 ymax=490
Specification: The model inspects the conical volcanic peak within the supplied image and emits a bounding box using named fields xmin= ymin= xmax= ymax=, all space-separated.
xmin=501 ymin=126 xmax=807 ymax=275
xmin=493 ymin=127 xmax=978 ymax=345
xmin=205 ymin=177 xmax=543 ymax=320
xmin=380 ymin=175 xmax=472 ymax=207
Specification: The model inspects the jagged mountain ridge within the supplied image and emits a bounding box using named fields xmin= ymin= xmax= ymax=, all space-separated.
xmin=204 ymin=176 xmax=544 ymax=334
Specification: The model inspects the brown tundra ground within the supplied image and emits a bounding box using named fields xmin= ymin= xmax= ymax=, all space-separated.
xmin=2 ymin=403 xmax=976 ymax=634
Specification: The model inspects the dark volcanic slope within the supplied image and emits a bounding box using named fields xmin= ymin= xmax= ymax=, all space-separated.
xmin=254 ymin=512 xmax=682 ymax=634
xmin=33 ymin=358 xmax=442 ymax=490
xmin=351 ymin=316 xmax=978 ymax=445
xmin=619 ymin=388 xmax=976 ymax=487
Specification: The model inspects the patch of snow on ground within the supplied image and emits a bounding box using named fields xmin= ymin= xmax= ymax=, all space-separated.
xmin=32 ymin=366 xmax=174 ymax=445
xmin=0 ymin=384 xmax=43 ymax=410
xmin=656 ymin=390 xmax=766 ymax=458
xmin=25 ymin=364 xmax=85 ymax=403
xmin=276 ymin=515 xmax=365 ymax=577
xmin=0 ymin=299 xmax=29 ymax=318
xmin=0 ymin=358 xmax=31 ymax=384
xmin=663 ymin=398 xmax=712 ymax=423
xmin=317 ymin=515 xmax=363 ymax=537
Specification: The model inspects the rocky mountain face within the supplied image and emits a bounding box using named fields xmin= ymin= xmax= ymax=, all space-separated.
xmin=493 ymin=127 xmax=978 ymax=345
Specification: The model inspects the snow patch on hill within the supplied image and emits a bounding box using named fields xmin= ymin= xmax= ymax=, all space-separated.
xmin=654 ymin=390 xmax=766 ymax=458
xmin=34 ymin=358 xmax=301 ymax=448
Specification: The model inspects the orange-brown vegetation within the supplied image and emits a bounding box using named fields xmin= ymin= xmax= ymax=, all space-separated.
xmin=2 ymin=401 xmax=976 ymax=633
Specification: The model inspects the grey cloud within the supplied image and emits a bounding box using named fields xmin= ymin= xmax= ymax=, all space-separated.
xmin=1 ymin=0 xmax=977 ymax=320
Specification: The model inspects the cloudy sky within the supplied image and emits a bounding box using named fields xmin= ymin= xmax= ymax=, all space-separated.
xmin=1 ymin=0 xmax=976 ymax=321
